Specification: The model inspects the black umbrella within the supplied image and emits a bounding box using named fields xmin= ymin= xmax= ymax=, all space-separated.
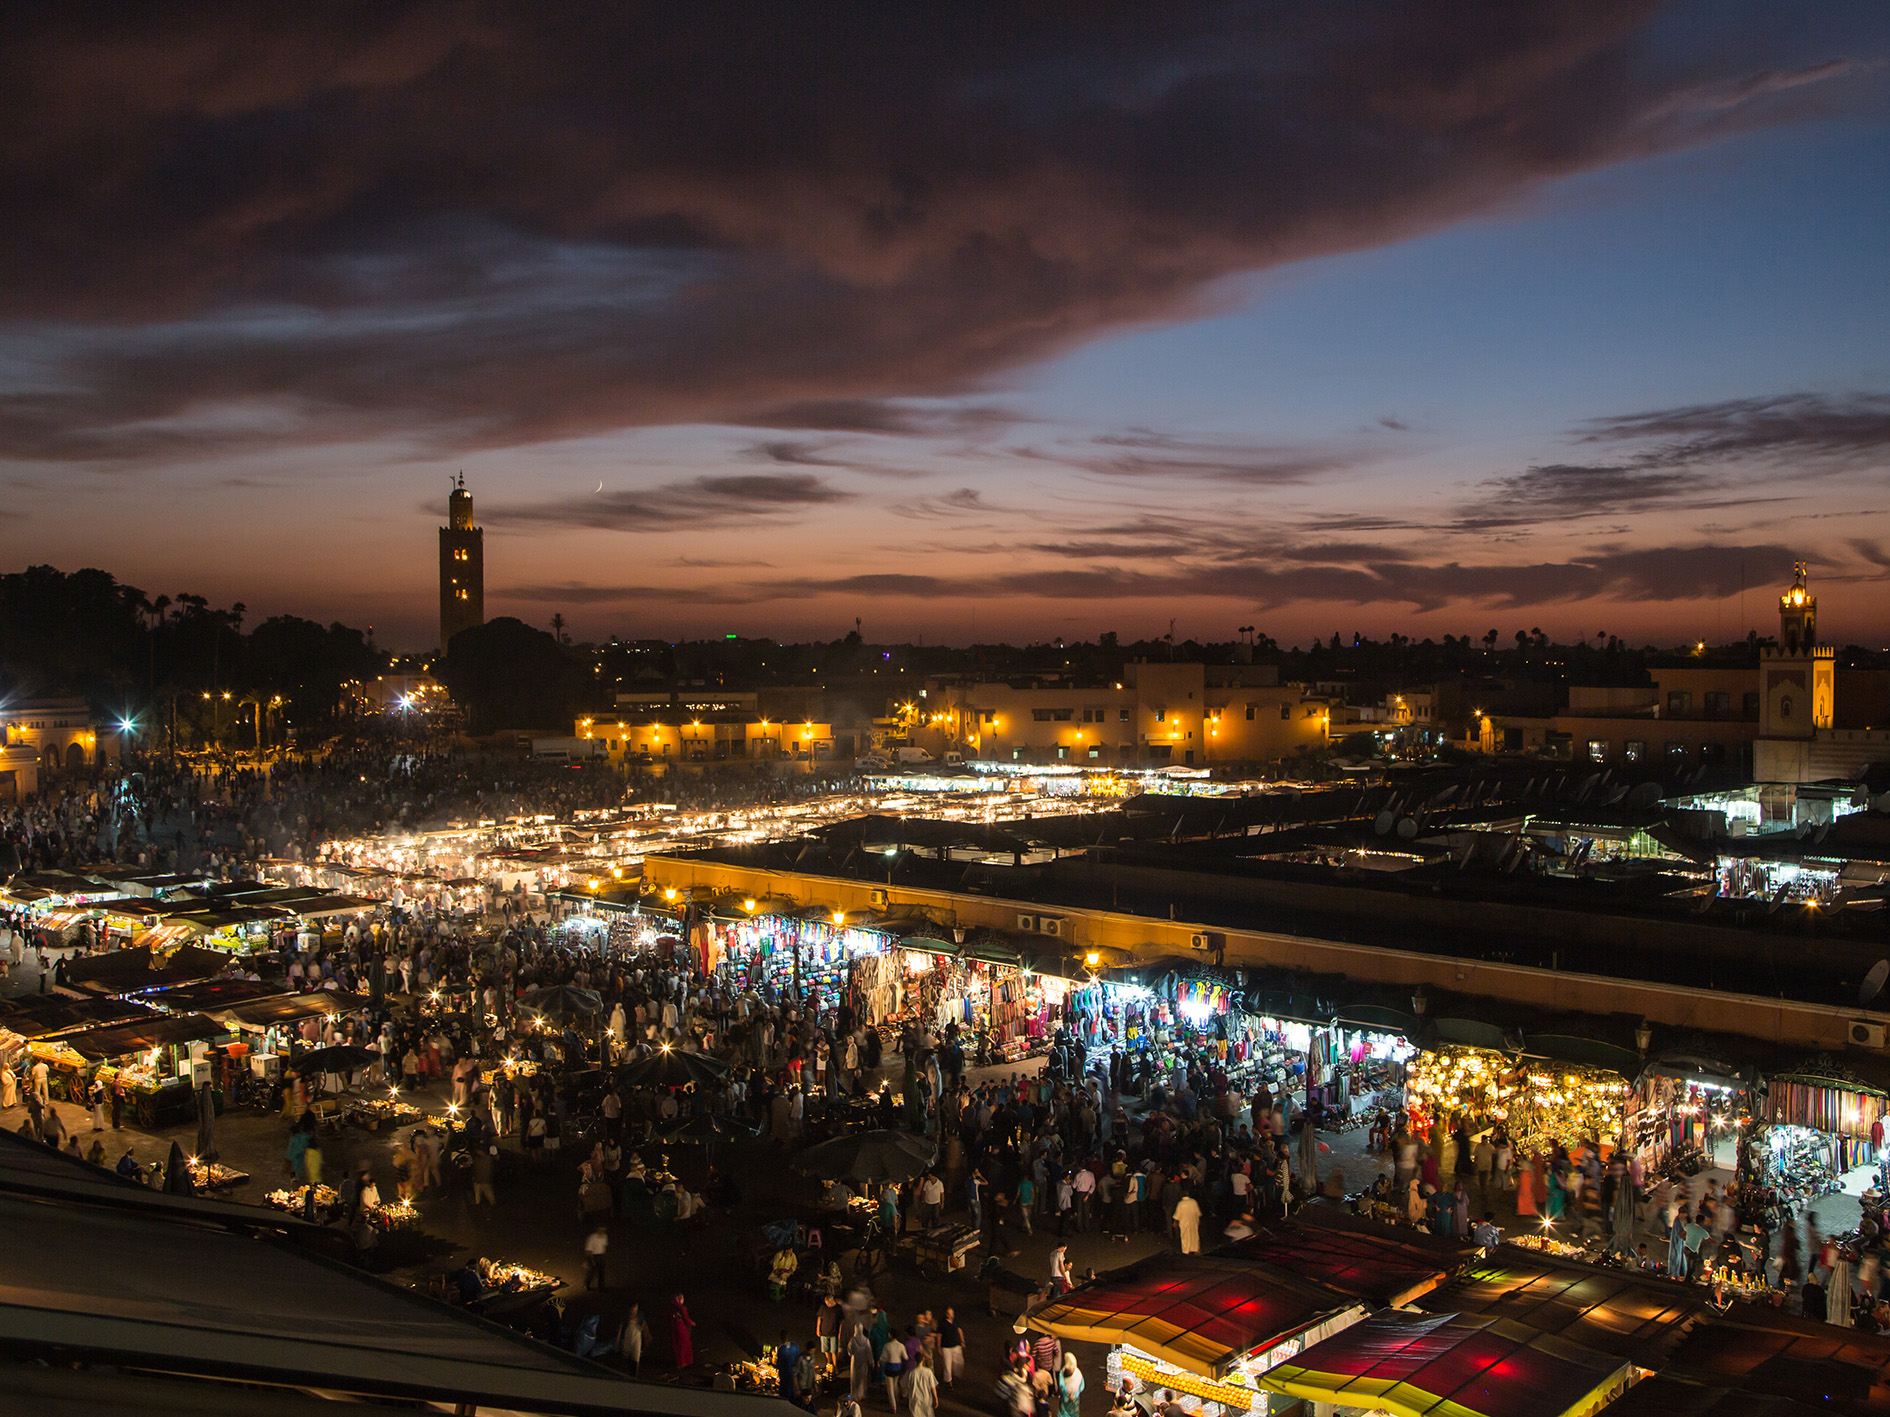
xmin=515 ymin=984 xmax=605 ymax=1024
xmin=290 ymin=1044 xmax=376 ymax=1074
xmin=617 ymin=1047 xmax=731 ymax=1090
xmin=791 ymin=1128 xmax=936 ymax=1182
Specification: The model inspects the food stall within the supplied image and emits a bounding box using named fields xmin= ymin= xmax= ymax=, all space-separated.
xmin=1024 ymin=1253 xmax=1366 ymax=1415
xmin=57 ymin=1012 xmax=232 ymax=1126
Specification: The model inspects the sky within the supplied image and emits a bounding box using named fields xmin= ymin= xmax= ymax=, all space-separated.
xmin=2 ymin=1 xmax=1888 ymax=652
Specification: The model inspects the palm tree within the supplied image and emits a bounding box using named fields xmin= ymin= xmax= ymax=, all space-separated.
xmin=550 ymin=613 xmax=568 ymax=644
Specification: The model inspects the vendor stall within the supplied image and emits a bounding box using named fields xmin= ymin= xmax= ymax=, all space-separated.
xmin=1757 ymin=1062 xmax=1888 ymax=1204
xmin=1257 ymin=1309 xmax=1636 ymax=1417
xmin=1403 ymin=1046 xmax=1630 ymax=1157
xmin=1627 ymin=1055 xmax=1750 ymax=1180
xmin=57 ymin=1012 xmax=231 ymax=1126
xmin=1025 ymin=1254 xmax=1366 ymax=1415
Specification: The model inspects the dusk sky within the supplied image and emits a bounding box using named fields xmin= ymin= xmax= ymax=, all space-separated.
xmin=3 ymin=2 xmax=1889 ymax=651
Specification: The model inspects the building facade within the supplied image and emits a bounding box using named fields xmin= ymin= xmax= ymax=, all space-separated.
xmin=438 ymin=474 xmax=485 ymax=654
xmin=0 ymin=696 xmax=121 ymax=799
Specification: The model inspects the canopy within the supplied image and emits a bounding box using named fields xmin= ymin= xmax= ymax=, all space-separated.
xmin=141 ymin=979 xmax=288 ymax=1013
xmin=1257 ymin=1310 xmax=1634 ymax=1417
xmin=790 ymin=1128 xmax=935 ymax=1182
xmin=1415 ymin=1249 xmax=1708 ymax=1368
xmin=515 ymin=985 xmax=605 ymax=1022
xmin=290 ymin=1044 xmax=377 ymax=1074
xmin=61 ymin=1012 xmax=229 ymax=1060
xmin=1655 ymin=1311 xmax=1890 ymax=1415
xmin=616 ymin=1047 xmax=730 ymax=1090
xmin=1223 ymin=1213 xmax=1474 ymax=1309
xmin=0 ymin=997 xmax=159 ymax=1039
xmin=1023 ymin=1254 xmax=1362 ymax=1379
xmin=212 ymin=992 xmax=361 ymax=1028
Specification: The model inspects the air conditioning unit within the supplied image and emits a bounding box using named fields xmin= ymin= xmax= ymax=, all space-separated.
xmin=869 ymin=889 xmax=888 ymax=908
xmin=1016 ymin=914 xmax=1037 ymax=932
xmin=1039 ymin=916 xmax=1065 ymax=939
xmin=1190 ymin=931 xmax=1223 ymax=952
xmin=1851 ymin=1020 xmax=1886 ymax=1049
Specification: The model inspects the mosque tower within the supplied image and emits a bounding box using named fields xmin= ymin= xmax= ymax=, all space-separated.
xmin=1760 ymin=561 xmax=1832 ymax=739
xmin=439 ymin=473 xmax=485 ymax=653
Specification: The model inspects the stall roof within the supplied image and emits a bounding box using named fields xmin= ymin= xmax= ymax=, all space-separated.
xmin=1223 ymin=1212 xmax=1475 ymax=1309
xmin=213 ymin=991 xmax=363 ymax=1027
xmin=59 ymin=1011 xmax=228 ymax=1059
xmin=0 ymin=996 xmax=160 ymax=1039
xmin=0 ymin=1131 xmax=779 ymax=1417
xmin=1258 ymin=1309 xmax=1633 ymax=1417
xmin=1414 ymin=1248 xmax=1709 ymax=1369
xmin=1653 ymin=1311 xmax=1890 ymax=1416
xmin=1023 ymin=1254 xmax=1362 ymax=1378
xmin=1598 ymin=1374 xmax=1824 ymax=1417
xmin=141 ymin=978 xmax=289 ymax=1012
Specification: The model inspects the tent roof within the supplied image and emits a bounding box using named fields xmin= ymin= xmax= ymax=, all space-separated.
xmin=140 ymin=979 xmax=288 ymax=1012
xmin=1024 ymin=1254 xmax=1361 ymax=1377
xmin=1655 ymin=1312 xmax=1890 ymax=1415
xmin=212 ymin=990 xmax=361 ymax=1026
xmin=1598 ymin=1374 xmax=1825 ymax=1417
xmin=1415 ymin=1247 xmax=1709 ymax=1368
xmin=59 ymin=1011 xmax=229 ymax=1059
xmin=0 ymin=996 xmax=159 ymax=1039
xmin=1258 ymin=1309 xmax=1633 ymax=1417
xmin=1223 ymin=1212 xmax=1475 ymax=1308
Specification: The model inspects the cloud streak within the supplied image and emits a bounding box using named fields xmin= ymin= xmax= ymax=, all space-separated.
xmin=495 ymin=473 xmax=852 ymax=533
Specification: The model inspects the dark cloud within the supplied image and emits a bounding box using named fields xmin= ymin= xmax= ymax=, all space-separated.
xmin=733 ymin=400 xmax=1023 ymax=439
xmin=1465 ymin=461 xmax=1701 ymax=526
xmin=1576 ymin=392 xmax=1890 ymax=466
xmin=578 ymin=540 xmax=1800 ymax=611
xmin=496 ymin=473 xmax=852 ymax=532
xmin=0 ymin=2 xmax=1862 ymax=463
xmin=1043 ymin=431 xmax=1351 ymax=485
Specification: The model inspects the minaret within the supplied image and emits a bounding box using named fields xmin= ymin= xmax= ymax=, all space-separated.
xmin=439 ymin=473 xmax=485 ymax=653
xmin=1761 ymin=561 xmax=1832 ymax=739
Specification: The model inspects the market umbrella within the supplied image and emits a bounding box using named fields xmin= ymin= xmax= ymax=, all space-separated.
xmin=194 ymin=1082 xmax=218 ymax=1163
xmin=515 ymin=984 xmax=605 ymax=1024
xmin=617 ymin=1047 xmax=731 ymax=1090
xmin=289 ymin=1044 xmax=376 ymax=1075
xmin=791 ymin=1128 xmax=936 ymax=1182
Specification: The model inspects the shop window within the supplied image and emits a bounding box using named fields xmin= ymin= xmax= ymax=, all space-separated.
xmin=1055 ymin=745 xmax=1069 ymax=760
xmin=1587 ymin=739 xmax=1608 ymax=762
xmin=1667 ymin=690 xmax=1692 ymax=716
xmin=1032 ymin=709 xmax=1053 ymax=722
xmin=1624 ymin=739 xmax=1644 ymax=762
xmin=1012 ymin=746 xmax=1023 ymax=761
xmin=1051 ymin=708 xmax=1073 ymax=721
xmin=1087 ymin=745 xmax=1100 ymax=759
xmin=1118 ymin=708 xmax=1130 ymax=723
xmin=1154 ymin=708 xmax=1165 ymax=722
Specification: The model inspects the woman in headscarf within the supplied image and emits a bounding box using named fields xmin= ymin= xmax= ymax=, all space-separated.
xmin=1828 ymin=1247 xmax=1856 ymax=1328
xmin=1057 ymin=1353 xmax=1085 ymax=1417
xmin=1514 ymin=1152 xmax=1540 ymax=1218
xmin=163 ymin=1141 xmax=196 ymax=1196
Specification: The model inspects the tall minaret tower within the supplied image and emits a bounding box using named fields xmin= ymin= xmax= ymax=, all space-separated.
xmin=439 ymin=473 xmax=485 ymax=653
xmin=1761 ymin=560 xmax=1832 ymax=739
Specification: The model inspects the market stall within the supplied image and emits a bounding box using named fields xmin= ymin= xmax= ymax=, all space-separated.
xmin=56 ymin=1012 xmax=232 ymax=1126
xmin=1024 ymin=1253 xmax=1366 ymax=1415
xmin=1257 ymin=1309 xmax=1636 ymax=1417
xmin=1626 ymin=1054 xmax=1750 ymax=1181
xmin=1756 ymin=1062 xmax=1887 ymax=1205
xmin=1403 ymin=1046 xmax=1630 ymax=1157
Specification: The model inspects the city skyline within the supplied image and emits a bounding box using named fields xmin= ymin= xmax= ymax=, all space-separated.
xmin=2 ymin=4 xmax=1889 ymax=651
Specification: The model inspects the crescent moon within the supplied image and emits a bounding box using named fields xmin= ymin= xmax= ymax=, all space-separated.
xmin=595 ymin=480 xmax=604 ymax=494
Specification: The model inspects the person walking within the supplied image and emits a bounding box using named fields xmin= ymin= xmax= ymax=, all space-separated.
xmin=584 ymin=1226 xmax=608 ymax=1290
xmin=1057 ymin=1353 xmax=1086 ymax=1417
xmin=936 ymin=1307 xmax=964 ymax=1390
xmin=622 ymin=1301 xmax=652 ymax=1377
xmin=1173 ymin=1191 xmax=1202 ymax=1254
xmin=879 ymin=1328 xmax=908 ymax=1413
xmin=669 ymin=1293 xmax=695 ymax=1369
xmin=849 ymin=1324 xmax=876 ymax=1404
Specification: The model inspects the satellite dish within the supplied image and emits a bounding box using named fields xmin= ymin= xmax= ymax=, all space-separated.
xmin=1873 ymin=791 xmax=1890 ymax=813
xmin=1627 ymin=782 xmax=1663 ymax=810
xmin=1864 ymin=960 xmax=1890 ymax=1008
xmin=1395 ymin=817 xmax=1419 ymax=840
xmin=1373 ymin=810 xmax=1395 ymax=837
